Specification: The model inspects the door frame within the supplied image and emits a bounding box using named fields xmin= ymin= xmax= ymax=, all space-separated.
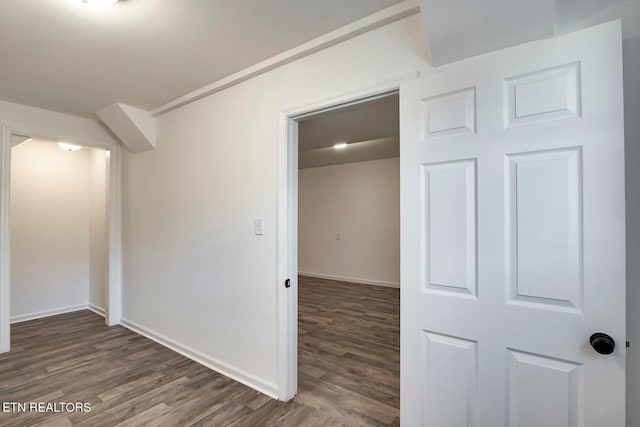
xmin=276 ymin=72 xmax=416 ymax=400
xmin=0 ymin=122 xmax=123 ymax=353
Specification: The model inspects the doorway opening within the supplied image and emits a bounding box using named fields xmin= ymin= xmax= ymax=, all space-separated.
xmin=278 ymin=87 xmax=401 ymax=424
xmin=0 ymin=127 xmax=122 ymax=353
xmin=10 ymin=138 xmax=109 ymax=325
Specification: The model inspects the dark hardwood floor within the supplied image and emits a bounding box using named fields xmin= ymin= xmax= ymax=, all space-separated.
xmin=0 ymin=276 xmax=400 ymax=426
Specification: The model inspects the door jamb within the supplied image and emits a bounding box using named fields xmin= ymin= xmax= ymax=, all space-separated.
xmin=276 ymin=72 xmax=416 ymax=400
xmin=0 ymin=123 xmax=123 ymax=353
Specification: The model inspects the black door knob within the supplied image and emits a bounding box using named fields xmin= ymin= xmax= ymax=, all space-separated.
xmin=590 ymin=333 xmax=615 ymax=355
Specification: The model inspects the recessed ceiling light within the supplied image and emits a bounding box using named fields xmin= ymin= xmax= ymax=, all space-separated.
xmin=58 ymin=142 xmax=83 ymax=152
xmin=333 ymin=142 xmax=348 ymax=150
xmin=82 ymin=0 xmax=119 ymax=6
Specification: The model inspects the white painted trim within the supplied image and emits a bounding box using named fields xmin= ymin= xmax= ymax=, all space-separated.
xmin=120 ymin=318 xmax=279 ymax=399
xmin=151 ymin=0 xmax=420 ymax=116
xmin=10 ymin=304 xmax=89 ymax=324
xmin=277 ymin=111 xmax=299 ymax=401
xmin=276 ymin=73 xmax=414 ymax=401
xmin=106 ymin=145 xmax=123 ymax=326
xmin=0 ymin=124 xmax=122 ymax=353
xmin=0 ymin=126 xmax=10 ymax=353
xmin=88 ymin=304 xmax=106 ymax=318
xmin=299 ymin=272 xmax=400 ymax=289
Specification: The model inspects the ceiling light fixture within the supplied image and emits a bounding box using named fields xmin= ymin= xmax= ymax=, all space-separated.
xmin=58 ymin=142 xmax=83 ymax=152
xmin=333 ymin=142 xmax=348 ymax=150
xmin=82 ymin=0 xmax=119 ymax=6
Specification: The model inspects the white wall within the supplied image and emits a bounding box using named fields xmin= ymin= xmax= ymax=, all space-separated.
xmin=120 ymin=12 xmax=639 ymax=407
xmin=10 ymin=141 xmax=91 ymax=320
xmin=89 ymin=149 xmax=108 ymax=313
xmin=298 ymin=158 xmax=400 ymax=287
xmin=624 ymin=35 xmax=640 ymax=427
xmin=121 ymin=14 xmax=430 ymax=395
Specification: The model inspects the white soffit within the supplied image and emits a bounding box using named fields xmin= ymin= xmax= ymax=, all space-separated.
xmin=418 ymin=0 xmax=556 ymax=65
xmin=298 ymin=93 xmax=399 ymax=168
xmin=299 ymin=137 xmax=399 ymax=169
xmin=97 ymin=103 xmax=156 ymax=153
xmin=298 ymin=94 xmax=399 ymax=151
xmin=10 ymin=135 xmax=31 ymax=149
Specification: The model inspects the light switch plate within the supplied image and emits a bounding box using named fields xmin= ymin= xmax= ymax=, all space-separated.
xmin=254 ymin=218 xmax=264 ymax=236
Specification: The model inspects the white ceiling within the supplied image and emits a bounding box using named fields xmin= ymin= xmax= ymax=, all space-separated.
xmin=419 ymin=0 xmax=639 ymax=66
xmin=0 ymin=0 xmax=404 ymax=117
xmin=555 ymin=0 xmax=640 ymax=39
xmin=298 ymin=94 xmax=399 ymax=168
xmin=2 ymin=0 xmax=636 ymax=120
xmin=419 ymin=0 xmax=555 ymax=65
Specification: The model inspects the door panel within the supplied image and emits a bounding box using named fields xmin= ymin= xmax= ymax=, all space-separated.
xmin=506 ymin=147 xmax=582 ymax=311
xmin=400 ymin=21 xmax=625 ymax=426
xmin=423 ymin=332 xmax=478 ymax=427
xmin=507 ymin=350 xmax=583 ymax=427
xmin=504 ymin=62 xmax=581 ymax=127
xmin=422 ymin=159 xmax=477 ymax=297
xmin=422 ymin=88 xmax=476 ymax=138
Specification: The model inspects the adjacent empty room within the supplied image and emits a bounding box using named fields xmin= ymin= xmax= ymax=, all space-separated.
xmin=296 ymin=94 xmax=401 ymax=426
xmin=10 ymin=139 xmax=109 ymax=322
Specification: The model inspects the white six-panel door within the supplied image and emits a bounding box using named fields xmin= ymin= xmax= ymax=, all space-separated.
xmin=400 ymin=21 xmax=625 ymax=426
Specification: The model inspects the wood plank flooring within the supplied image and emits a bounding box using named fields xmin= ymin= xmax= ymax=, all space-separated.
xmin=0 ymin=276 xmax=400 ymax=426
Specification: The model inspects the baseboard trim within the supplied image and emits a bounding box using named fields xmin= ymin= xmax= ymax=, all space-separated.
xmin=120 ymin=317 xmax=279 ymax=399
xmin=10 ymin=304 xmax=90 ymax=324
xmin=299 ymin=271 xmax=400 ymax=288
xmin=88 ymin=304 xmax=106 ymax=318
